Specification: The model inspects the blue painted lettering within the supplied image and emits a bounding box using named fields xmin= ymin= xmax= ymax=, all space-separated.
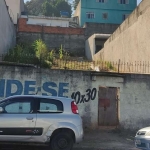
xmin=0 ymin=79 xmax=70 ymax=98
xmin=58 ymin=83 xmax=69 ymax=98
xmin=24 ymin=81 xmax=36 ymax=95
xmin=42 ymin=82 xmax=57 ymax=96
xmin=0 ymin=79 xmax=5 ymax=97
xmin=6 ymin=80 xmax=23 ymax=97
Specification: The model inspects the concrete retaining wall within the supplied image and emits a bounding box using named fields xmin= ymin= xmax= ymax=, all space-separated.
xmin=84 ymin=22 xmax=119 ymax=40
xmin=93 ymin=0 xmax=150 ymax=62
xmin=0 ymin=66 xmax=150 ymax=131
xmin=0 ymin=0 xmax=16 ymax=56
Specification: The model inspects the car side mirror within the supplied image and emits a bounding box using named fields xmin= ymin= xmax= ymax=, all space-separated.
xmin=0 ymin=107 xmax=4 ymax=113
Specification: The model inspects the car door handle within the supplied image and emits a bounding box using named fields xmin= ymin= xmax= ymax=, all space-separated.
xmin=26 ymin=117 xmax=33 ymax=120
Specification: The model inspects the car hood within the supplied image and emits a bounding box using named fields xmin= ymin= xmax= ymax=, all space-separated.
xmin=139 ymin=127 xmax=150 ymax=132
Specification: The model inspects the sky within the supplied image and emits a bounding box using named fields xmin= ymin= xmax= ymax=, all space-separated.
xmin=24 ymin=0 xmax=142 ymax=5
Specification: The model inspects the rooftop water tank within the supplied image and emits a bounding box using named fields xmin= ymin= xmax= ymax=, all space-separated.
xmin=60 ymin=11 xmax=69 ymax=18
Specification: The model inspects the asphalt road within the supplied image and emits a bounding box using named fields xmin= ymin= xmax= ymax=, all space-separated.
xmin=0 ymin=129 xmax=140 ymax=150
xmin=0 ymin=145 xmax=140 ymax=150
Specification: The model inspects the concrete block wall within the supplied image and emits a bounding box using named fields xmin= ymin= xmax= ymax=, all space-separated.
xmin=18 ymin=18 xmax=85 ymax=56
xmin=1 ymin=66 xmax=150 ymax=131
xmin=0 ymin=0 xmax=16 ymax=56
xmin=17 ymin=32 xmax=85 ymax=56
xmin=17 ymin=18 xmax=120 ymax=57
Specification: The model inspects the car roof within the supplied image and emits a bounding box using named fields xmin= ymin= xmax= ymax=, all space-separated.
xmin=1 ymin=95 xmax=72 ymax=102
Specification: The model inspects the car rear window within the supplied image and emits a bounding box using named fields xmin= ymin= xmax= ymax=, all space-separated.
xmin=38 ymin=98 xmax=63 ymax=113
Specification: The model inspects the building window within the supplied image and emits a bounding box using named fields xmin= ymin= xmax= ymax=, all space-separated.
xmin=86 ymin=12 xmax=95 ymax=19
xmin=102 ymin=13 xmax=108 ymax=19
xmin=118 ymin=0 xmax=129 ymax=4
xmin=96 ymin=0 xmax=107 ymax=3
xmin=122 ymin=14 xmax=129 ymax=20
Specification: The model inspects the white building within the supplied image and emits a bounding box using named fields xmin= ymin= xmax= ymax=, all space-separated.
xmin=21 ymin=15 xmax=79 ymax=28
xmin=5 ymin=0 xmax=25 ymax=24
xmin=27 ymin=15 xmax=69 ymax=27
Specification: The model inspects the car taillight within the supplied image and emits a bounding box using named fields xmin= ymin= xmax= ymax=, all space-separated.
xmin=71 ymin=101 xmax=79 ymax=114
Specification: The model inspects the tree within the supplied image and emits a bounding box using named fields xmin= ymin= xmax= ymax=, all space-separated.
xmin=73 ymin=0 xmax=80 ymax=10
xmin=42 ymin=0 xmax=55 ymax=16
xmin=25 ymin=0 xmax=44 ymax=15
xmin=25 ymin=0 xmax=72 ymax=17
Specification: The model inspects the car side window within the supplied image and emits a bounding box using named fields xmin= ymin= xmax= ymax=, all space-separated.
xmin=5 ymin=101 xmax=31 ymax=113
xmin=1 ymin=97 xmax=34 ymax=114
xmin=38 ymin=98 xmax=63 ymax=113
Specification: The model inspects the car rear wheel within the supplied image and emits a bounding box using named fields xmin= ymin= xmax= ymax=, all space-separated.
xmin=50 ymin=132 xmax=74 ymax=150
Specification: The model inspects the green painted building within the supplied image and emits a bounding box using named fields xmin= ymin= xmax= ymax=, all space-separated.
xmin=74 ymin=0 xmax=137 ymax=27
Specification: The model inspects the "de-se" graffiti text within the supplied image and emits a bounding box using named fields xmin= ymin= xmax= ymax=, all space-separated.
xmin=0 ymin=79 xmax=69 ymax=98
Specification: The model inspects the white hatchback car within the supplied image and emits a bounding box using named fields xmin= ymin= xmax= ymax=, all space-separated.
xmin=135 ymin=127 xmax=150 ymax=150
xmin=0 ymin=95 xmax=83 ymax=150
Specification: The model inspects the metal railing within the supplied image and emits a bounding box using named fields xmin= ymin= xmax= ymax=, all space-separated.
xmin=52 ymin=60 xmax=150 ymax=74
xmin=0 ymin=54 xmax=150 ymax=74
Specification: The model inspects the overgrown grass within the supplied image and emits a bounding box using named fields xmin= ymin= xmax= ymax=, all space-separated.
xmin=4 ymin=40 xmax=54 ymax=68
xmin=3 ymin=40 xmax=116 ymax=72
xmin=4 ymin=44 xmax=38 ymax=64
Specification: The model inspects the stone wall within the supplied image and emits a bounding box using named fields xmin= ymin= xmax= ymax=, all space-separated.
xmin=0 ymin=0 xmax=16 ymax=56
xmin=1 ymin=65 xmax=150 ymax=131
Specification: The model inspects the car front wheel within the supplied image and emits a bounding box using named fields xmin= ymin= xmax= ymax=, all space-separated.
xmin=50 ymin=132 xmax=74 ymax=150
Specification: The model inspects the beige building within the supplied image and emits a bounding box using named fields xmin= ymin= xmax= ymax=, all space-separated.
xmin=0 ymin=0 xmax=16 ymax=56
xmin=5 ymin=0 xmax=25 ymax=24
